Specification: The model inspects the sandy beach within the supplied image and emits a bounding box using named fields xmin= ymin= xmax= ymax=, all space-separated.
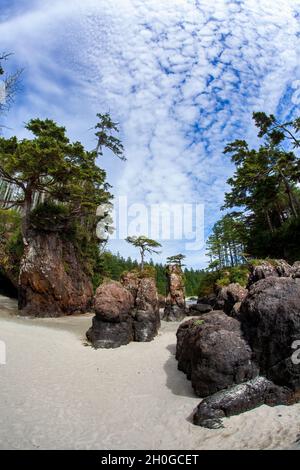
xmin=0 ymin=294 xmax=299 ymax=450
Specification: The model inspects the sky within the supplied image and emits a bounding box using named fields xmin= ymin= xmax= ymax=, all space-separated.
xmin=1 ymin=0 xmax=300 ymax=268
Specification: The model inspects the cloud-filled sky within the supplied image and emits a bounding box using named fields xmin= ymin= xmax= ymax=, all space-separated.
xmin=1 ymin=0 xmax=300 ymax=267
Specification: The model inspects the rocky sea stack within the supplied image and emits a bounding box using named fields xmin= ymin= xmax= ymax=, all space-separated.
xmin=86 ymin=272 xmax=161 ymax=349
xmin=162 ymin=264 xmax=186 ymax=321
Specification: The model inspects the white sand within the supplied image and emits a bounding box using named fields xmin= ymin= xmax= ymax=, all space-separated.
xmin=0 ymin=294 xmax=299 ymax=450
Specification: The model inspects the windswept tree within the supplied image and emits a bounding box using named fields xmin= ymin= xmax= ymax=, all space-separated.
xmin=166 ymin=253 xmax=186 ymax=268
xmin=209 ymin=111 xmax=300 ymax=262
xmin=0 ymin=115 xmax=124 ymax=244
xmin=125 ymin=235 xmax=161 ymax=270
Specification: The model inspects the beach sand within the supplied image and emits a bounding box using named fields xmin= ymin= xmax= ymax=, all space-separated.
xmin=0 ymin=294 xmax=299 ymax=450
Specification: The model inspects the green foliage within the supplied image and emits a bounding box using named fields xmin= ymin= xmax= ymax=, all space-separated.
xmin=166 ymin=253 xmax=186 ymax=266
xmin=30 ymin=201 xmax=70 ymax=231
xmin=125 ymin=235 xmax=161 ymax=269
xmin=198 ymin=265 xmax=249 ymax=296
xmin=208 ymin=111 xmax=300 ymax=266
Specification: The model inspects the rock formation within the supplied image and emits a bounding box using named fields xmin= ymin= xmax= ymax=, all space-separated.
xmin=193 ymin=376 xmax=294 ymax=429
xmin=162 ymin=264 xmax=186 ymax=321
xmin=176 ymin=263 xmax=300 ymax=427
xmin=176 ymin=311 xmax=257 ymax=397
xmin=214 ymin=282 xmax=248 ymax=316
xmin=188 ymin=303 xmax=212 ymax=315
xmin=18 ymin=231 xmax=93 ymax=317
xmin=247 ymin=259 xmax=293 ymax=286
xmin=240 ymin=276 xmax=300 ymax=390
xmin=87 ymin=272 xmax=160 ymax=349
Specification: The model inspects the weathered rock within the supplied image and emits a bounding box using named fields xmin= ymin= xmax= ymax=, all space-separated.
xmin=248 ymin=259 xmax=292 ymax=286
xmin=158 ymin=294 xmax=166 ymax=309
xmin=19 ymin=231 xmax=93 ymax=317
xmin=88 ymin=273 xmax=160 ymax=348
xmin=188 ymin=303 xmax=212 ymax=315
xmin=94 ymin=280 xmax=134 ymax=323
xmin=197 ymin=293 xmax=217 ymax=307
xmin=162 ymin=264 xmax=186 ymax=321
xmin=132 ymin=276 xmax=160 ymax=342
xmin=292 ymin=261 xmax=300 ymax=279
xmin=86 ymin=315 xmax=133 ymax=349
xmin=193 ymin=376 xmax=294 ymax=429
xmin=240 ymin=277 xmax=300 ymax=390
xmin=230 ymin=301 xmax=242 ymax=318
xmin=215 ymin=283 xmax=248 ymax=315
xmin=275 ymin=259 xmax=293 ymax=277
xmin=176 ymin=311 xmax=258 ymax=397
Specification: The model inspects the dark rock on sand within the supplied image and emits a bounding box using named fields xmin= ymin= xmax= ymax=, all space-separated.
xmin=86 ymin=315 xmax=134 ymax=349
xmin=240 ymin=277 xmax=300 ymax=390
xmin=87 ymin=274 xmax=160 ymax=348
xmin=193 ymin=376 xmax=294 ymax=429
xmin=176 ymin=311 xmax=257 ymax=397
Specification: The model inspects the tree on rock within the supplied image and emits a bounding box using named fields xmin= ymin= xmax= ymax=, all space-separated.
xmin=166 ymin=253 xmax=186 ymax=268
xmin=125 ymin=235 xmax=161 ymax=270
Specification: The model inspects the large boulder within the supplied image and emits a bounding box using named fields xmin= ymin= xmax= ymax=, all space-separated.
xmin=94 ymin=280 xmax=134 ymax=323
xmin=18 ymin=231 xmax=93 ymax=317
xmin=176 ymin=311 xmax=258 ymax=397
xmin=215 ymin=283 xmax=248 ymax=316
xmin=193 ymin=376 xmax=294 ymax=429
xmin=87 ymin=274 xmax=160 ymax=349
xmin=240 ymin=277 xmax=300 ymax=390
xmin=86 ymin=316 xmax=134 ymax=349
xmin=162 ymin=264 xmax=186 ymax=321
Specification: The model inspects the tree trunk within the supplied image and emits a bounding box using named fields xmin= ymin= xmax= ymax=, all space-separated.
xmin=140 ymin=249 xmax=145 ymax=271
xmin=21 ymin=190 xmax=33 ymax=245
xmin=280 ymin=171 xmax=298 ymax=218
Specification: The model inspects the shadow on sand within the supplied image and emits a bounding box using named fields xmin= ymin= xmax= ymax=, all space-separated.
xmin=164 ymin=343 xmax=196 ymax=398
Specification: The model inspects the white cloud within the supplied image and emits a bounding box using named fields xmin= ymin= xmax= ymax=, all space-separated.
xmin=1 ymin=0 xmax=300 ymax=267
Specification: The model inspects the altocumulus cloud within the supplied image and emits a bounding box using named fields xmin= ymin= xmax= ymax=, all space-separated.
xmin=1 ymin=0 xmax=300 ymax=267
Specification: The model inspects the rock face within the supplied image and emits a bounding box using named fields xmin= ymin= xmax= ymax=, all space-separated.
xmin=188 ymin=303 xmax=212 ymax=315
xmin=248 ymin=259 xmax=292 ymax=286
xmin=94 ymin=280 xmax=134 ymax=323
xmin=176 ymin=311 xmax=257 ymax=397
xmin=19 ymin=231 xmax=93 ymax=317
xmin=240 ymin=277 xmax=300 ymax=390
xmin=132 ymin=276 xmax=161 ymax=342
xmin=162 ymin=264 xmax=186 ymax=321
xmin=215 ymin=283 xmax=248 ymax=316
xmin=292 ymin=261 xmax=300 ymax=278
xmin=193 ymin=376 xmax=294 ymax=429
xmin=197 ymin=293 xmax=217 ymax=307
xmin=87 ymin=274 xmax=160 ymax=349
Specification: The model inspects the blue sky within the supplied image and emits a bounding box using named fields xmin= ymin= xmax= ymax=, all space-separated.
xmin=1 ymin=0 xmax=300 ymax=268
